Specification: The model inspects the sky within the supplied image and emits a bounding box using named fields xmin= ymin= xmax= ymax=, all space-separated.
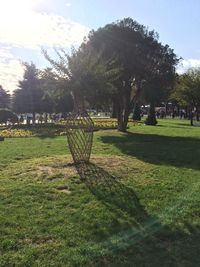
xmin=1 ymin=0 xmax=200 ymax=93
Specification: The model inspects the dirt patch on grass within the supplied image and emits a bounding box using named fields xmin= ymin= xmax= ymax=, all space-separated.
xmin=33 ymin=155 xmax=150 ymax=182
xmin=37 ymin=165 xmax=76 ymax=180
xmin=34 ymin=156 xmax=131 ymax=181
xmin=7 ymin=155 xmax=151 ymax=184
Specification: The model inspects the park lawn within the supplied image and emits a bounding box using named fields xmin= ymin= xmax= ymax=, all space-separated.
xmin=0 ymin=119 xmax=200 ymax=266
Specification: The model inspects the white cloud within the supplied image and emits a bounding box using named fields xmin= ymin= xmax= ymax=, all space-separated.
xmin=0 ymin=4 xmax=90 ymax=92
xmin=177 ymin=59 xmax=200 ymax=74
xmin=0 ymin=49 xmax=24 ymax=92
xmin=0 ymin=11 xmax=89 ymax=49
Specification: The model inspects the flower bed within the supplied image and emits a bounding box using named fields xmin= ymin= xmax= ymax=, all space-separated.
xmin=0 ymin=129 xmax=33 ymax=138
xmin=0 ymin=119 xmax=142 ymax=138
xmin=93 ymin=118 xmax=118 ymax=129
xmin=92 ymin=118 xmax=141 ymax=129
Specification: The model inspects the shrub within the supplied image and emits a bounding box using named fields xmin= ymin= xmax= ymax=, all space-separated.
xmin=0 ymin=109 xmax=18 ymax=124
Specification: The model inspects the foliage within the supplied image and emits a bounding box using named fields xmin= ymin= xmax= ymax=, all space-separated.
xmin=42 ymin=18 xmax=179 ymax=131
xmin=0 ymin=118 xmax=141 ymax=138
xmin=0 ymin=125 xmax=64 ymax=138
xmin=39 ymin=67 xmax=74 ymax=113
xmin=81 ymin=18 xmax=179 ymax=131
xmin=12 ymin=63 xmax=43 ymax=117
xmin=93 ymin=118 xmax=118 ymax=129
xmin=0 ymin=85 xmax=10 ymax=109
xmin=0 ymin=129 xmax=33 ymax=138
xmin=139 ymin=37 xmax=178 ymax=125
xmin=42 ymin=48 xmax=118 ymax=110
xmin=172 ymin=68 xmax=200 ymax=123
xmin=0 ymin=109 xmax=18 ymax=124
xmin=12 ymin=64 xmax=74 ymax=116
xmin=54 ymin=93 xmax=74 ymax=113
xmin=173 ymin=68 xmax=200 ymax=108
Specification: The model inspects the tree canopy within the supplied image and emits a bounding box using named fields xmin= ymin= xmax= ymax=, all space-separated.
xmin=43 ymin=18 xmax=179 ymax=130
xmin=172 ymin=68 xmax=200 ymax=122
xmin=12 ymin=63 xmax=74 ymax=119
xmin=12 ymin=63 xmax=43 ymax=119
xmin=0 ymin=85 xmax=10 ymax=109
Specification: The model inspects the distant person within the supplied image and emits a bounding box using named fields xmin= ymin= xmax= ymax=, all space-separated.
xmin=180 ymin=110 xmax=184 ymax=119
xmin=26 ymin=113 xmax=33 ymax=125
xmin=39 ymin=114 xmax=43 ymax=124
xmin=161 ymin=110 xmax=165 ymax=119
xmin=19 ymin=115 xmax=24 ymax=124
xmin=156 ymin=111 xmax=160 ymax=118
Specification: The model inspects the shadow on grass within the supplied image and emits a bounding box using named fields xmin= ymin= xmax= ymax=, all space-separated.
xmin=100 ymin=132 xmax=200 ymax=170
xmin=156 ymin=124 xmax=190 ymax=129
xmin=75 ymin=162 xmax=200 ymax=266
xmin=76 ymin=162 xmax=148 ymax=222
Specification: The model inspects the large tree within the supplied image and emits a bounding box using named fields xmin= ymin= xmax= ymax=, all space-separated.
xmin=43 ymin=18 xmax=179 ymax=131
xmin=84 ymin=18 xmax=147 ymax=131
xmin=0 ymin=85 xmax=10 ymax=109
xmin=12 ymin=63 xmax=43 ymax=123
xmin=81 ymin=18 xmax=179 ymax=130
xmin=43 ymin=48 xmax=117 ymax=111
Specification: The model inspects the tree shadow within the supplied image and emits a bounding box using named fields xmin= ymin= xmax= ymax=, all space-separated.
xmin=75 ymin=162 xmax=176 ymax=266
xmin=74 ymin=162 xmax=200 ymax=266
xmin=76 ymin=162 xmax=148 ymax=222
xmin=100 ymin=132 xmax=200 ymax=170
xmin=156 ymin=124 xmax=190 ymax=129
xmin=37 ymin=135 xmax=57 ymax=139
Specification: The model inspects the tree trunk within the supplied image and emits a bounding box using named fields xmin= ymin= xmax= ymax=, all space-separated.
xmin=165 ymin=101 xmax=168 ymax=116
xmin=44 ymin=113 xmax=48 ymax=123
xmin=196 ymin=106 xmax=199 ymax=121
xmin=117 ymin=82 xmax=132 ymax=132
xmin=190 ymin=107 xmax=194 ymax=126
xmin=117 ymin=103 xmax=124 ymax=131
xmin=32 ymin=112 xmax=36 ymax=125
xmin=117 ymin=120 xmax=127 ymax=132
xmin=117 ymin=108 xmax=129 ymax=132
xmin=145 ymin=102 xmax=157 ymax=125
xmin=177 ymin=104 xmax=180 ymax=117
xmin=132 ymin=102 xmax=141 ymax=121
xmin=111 ymin=98 xmax=118 ymax=118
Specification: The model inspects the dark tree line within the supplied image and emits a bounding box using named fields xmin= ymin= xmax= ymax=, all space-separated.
xmin=0 ymin=63 xmax=74 ymax=124
xmin=171 ymin=68 xmax=200 ymax=125
xmin=0 ymin=85 xmax=10 ymax=109
xmin=0 ymin=62 xmax=74 ymax=124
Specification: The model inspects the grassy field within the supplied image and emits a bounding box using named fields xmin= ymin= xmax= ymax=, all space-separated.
xmin=0 ymin=119 xmax=200 ymax=266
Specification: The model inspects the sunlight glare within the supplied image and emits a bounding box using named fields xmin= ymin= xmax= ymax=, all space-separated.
xmin=0 ymin=0 xmax=43 ymax=17
xmin=0 ymin=0 xmax=43 ymax=29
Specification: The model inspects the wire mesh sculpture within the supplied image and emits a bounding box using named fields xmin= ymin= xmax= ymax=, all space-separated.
xmin=66 ymin=109 xmax=94 ymax=164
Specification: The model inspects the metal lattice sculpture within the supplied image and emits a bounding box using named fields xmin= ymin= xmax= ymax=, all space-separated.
xmin=66 ymin=109 xmax=94 ymax=164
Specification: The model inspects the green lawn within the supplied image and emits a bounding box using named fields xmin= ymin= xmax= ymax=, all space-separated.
xmin=0 ymin=119 xmax=200 ymax=266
